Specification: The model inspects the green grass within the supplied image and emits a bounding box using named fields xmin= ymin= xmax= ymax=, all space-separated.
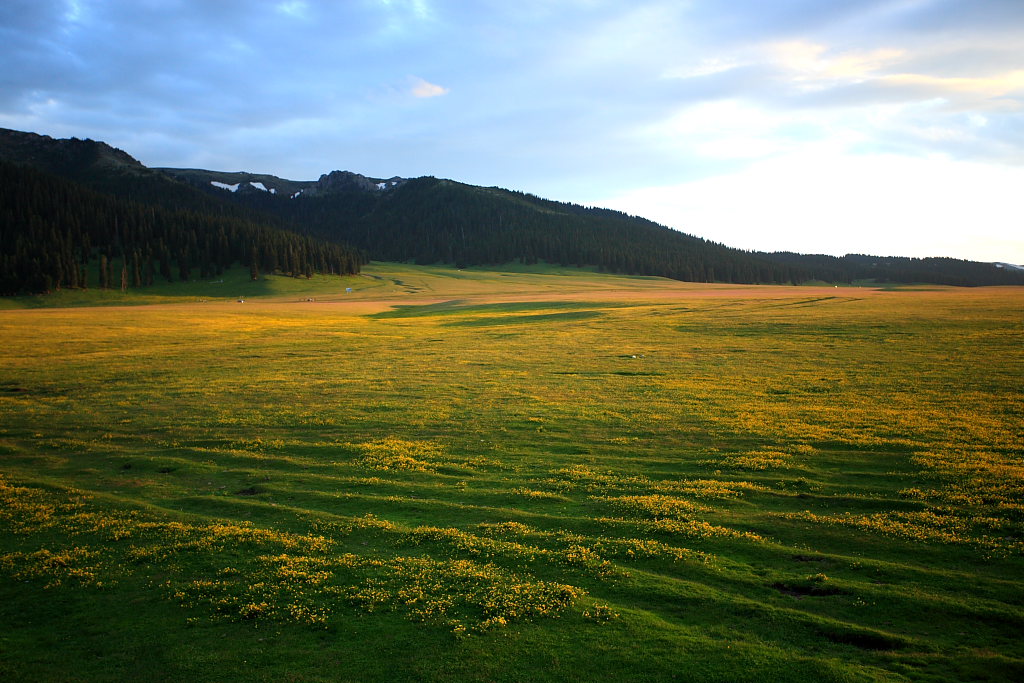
xmin=1 ymin=266 xmax=1022 ymax=681
xmin=0 ymin=260 xmax=818 ymax=310
xmin=0 ymin=265 xmax=367 ymax=309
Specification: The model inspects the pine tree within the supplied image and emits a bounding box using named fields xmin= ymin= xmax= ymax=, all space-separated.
xmin=250 ymin=245 xmax=260 ymax=281
xmin=160 ymin=247 xmax=173 ymax=282
xmin=132 ymin=250 xmax=142 ymax=288
xmin=99 ymin=254 xmax=109 ymax=289
xmin=178 ymin=251 xmax=190 ymax=282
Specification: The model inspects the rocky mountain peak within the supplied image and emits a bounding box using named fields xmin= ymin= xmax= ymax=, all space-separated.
xmin=303 ymin=170 xmax=406 ymax=196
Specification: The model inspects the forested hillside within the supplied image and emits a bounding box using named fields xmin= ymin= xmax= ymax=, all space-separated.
xmin=209 ymin=176 xmax=834 ymax=285
xmin=0 ymin=161 xmax=364 ymax=295
xmin=4 ymin=127 xmax=1022 ymax=294
xmin=178 ymin=171 xmax=1024 ymax=287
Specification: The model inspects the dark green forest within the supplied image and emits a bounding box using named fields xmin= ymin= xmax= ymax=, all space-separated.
xmin=765 ymin=251 xmax=1024 ymax=287
xmin=0 ymin=161 xmax=364 ymax=295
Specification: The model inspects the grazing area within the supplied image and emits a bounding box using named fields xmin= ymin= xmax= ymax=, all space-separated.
xmin=1 ymin=264 xmax=1021 ymax=682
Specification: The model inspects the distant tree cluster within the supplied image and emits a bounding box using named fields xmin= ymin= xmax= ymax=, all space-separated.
xmin=766 ymin=252 xmax=1024 ymax=287
xmin=0 ymin=161 xmax=365 ymax=295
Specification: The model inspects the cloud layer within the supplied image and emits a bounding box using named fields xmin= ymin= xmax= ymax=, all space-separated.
xmin=1 ymin=1 xmax=1022 ymax=261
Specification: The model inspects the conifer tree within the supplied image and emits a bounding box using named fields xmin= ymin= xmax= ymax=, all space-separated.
xmin=99 ymin=254 xmax=109 ymax=289
xmin=250 ymin=245 xmax=260 ymax=281
xmin=132 ymin=250 xmax=142 ymax=288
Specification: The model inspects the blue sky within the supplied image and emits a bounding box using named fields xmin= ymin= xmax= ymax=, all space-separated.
xmin=2 ymin=0 xmax=1023 ymax=263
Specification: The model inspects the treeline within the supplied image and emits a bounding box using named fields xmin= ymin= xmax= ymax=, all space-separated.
xmin=271 ymin=178 xmax=1019 ymax=286
xmin=765 ymin=252 xmax=1024 ymax=287
xmin=0 ymin=161 xmax=365 ymax=295
xmin=273 ymin=178 xmax=829 ymax=284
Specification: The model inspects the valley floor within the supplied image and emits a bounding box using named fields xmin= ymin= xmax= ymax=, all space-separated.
xmin=1 ymin=265 xmax=1022 ymax=682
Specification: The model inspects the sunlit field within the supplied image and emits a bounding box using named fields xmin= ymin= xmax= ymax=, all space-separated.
xmin=1 ymin=265 xmax=1021 ymax=682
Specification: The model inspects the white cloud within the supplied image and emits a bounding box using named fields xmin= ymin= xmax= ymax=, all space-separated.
xmin=637 ymin=100 xmax=799 ymax=160
xmin=64 ymin=0 xmax=84 ymax=23
xmin=877 ymin=69 xmax=1024 ymax=105
xmin=768 ymin=41 xmax=907 ymax=85
xmin=662 ymin=57 xmax=741 ymax=80
xmin=379 ymin=0 xmax=431 ymax=19
xmin=275 ymin=1 xmax=309 ymax=19
xmin=409 ymin=76 xmax=448 ymax=98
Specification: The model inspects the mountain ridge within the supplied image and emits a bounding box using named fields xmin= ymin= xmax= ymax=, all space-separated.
xmin=0 ymin=129 xmax=366 ymax=295
xmin=0 ymin=127 xmax=147 ymax=177
xmin=2 ymin=127 xmax=1022 ymax=291
xmin=155 ymin=167 xmax=409 ymax=198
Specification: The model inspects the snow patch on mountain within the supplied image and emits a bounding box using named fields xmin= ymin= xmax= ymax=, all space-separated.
xmin=210 ymin=179 xmax=280 ymax=194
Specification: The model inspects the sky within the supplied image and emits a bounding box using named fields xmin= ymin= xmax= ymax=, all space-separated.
xmin=2 ymin=0 xmax=1023 ymax=263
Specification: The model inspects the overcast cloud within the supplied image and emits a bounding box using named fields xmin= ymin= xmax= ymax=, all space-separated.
xmin=2 ymin=0 xmax=1022 ymax=262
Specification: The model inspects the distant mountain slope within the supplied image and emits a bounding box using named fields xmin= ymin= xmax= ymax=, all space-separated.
xmin=292 ymin=177 xmax=822 ymax=283
xmin=153 ymin=167 xmax=314 ymax=199
xmin=3 ymin=127 xmax=1022 ymax=291
xmin=0 ymin=128 xmax=311 ymax=224
xmin=155 ymin=168 xmax=408 ymax=199
xmin=0 ymin=131 xmax=364 ymax=295
xmin=175 ymin=168 xmax=1024 ymax=286
xmin=163 ymin=168 xmax=830 ymax=284
xmin=0 ymin=127 xmax=145 ymax=177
